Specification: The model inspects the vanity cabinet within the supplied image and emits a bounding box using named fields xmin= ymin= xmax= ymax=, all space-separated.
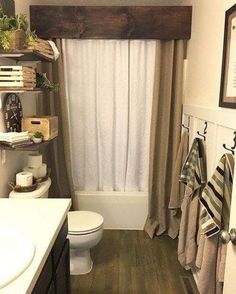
xmin=54 ymin=239 xmax=70 ymax=293
xmin=32 ymin=219 xmax=70 ymax=294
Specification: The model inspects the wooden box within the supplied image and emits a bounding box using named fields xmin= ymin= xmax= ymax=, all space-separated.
xmin=22 ymin=116 xmax=58 ymax=141
xmin=0 ymin=65 xmax=36 ymax=90
xmin=28 ymin=38 xmax=55 ymax=61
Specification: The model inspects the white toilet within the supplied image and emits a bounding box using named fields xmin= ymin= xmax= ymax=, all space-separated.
xmin=9 ymin=179 xmax=104 ymax=275
xmin=67 ymin=211 xmax=104 ymax=275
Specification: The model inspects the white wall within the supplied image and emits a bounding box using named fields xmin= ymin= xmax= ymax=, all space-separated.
xmin=180 ymin=1 xmax=236 ymax=287
xmin=182 ymin=0 xmax=236 ymax=110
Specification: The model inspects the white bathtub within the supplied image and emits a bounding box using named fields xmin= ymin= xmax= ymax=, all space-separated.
xmin=74 ymin=191 xmax=148 ymax=230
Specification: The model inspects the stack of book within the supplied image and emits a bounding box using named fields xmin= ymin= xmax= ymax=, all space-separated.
xmin=0 ymin=132 xmax=33 ymax=148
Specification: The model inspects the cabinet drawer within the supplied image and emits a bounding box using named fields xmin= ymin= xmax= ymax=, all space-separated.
xmin=52 ymin=219 xmax=68 ymax=268
xmin=32 ymin=253 xmax=53 ymax=294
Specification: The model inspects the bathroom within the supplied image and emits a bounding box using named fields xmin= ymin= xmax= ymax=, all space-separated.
xmin=0 ymin=0 xmax=236 ymax=293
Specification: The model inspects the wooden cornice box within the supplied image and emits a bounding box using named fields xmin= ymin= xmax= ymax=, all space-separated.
xmin=0 ymin=0 xmax=15 ymax=16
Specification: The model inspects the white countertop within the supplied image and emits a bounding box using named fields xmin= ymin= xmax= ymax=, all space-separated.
xmin=0 ymin=198 xmax=71 ymax=294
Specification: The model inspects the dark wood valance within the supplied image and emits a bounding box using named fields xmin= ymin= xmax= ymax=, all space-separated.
xmin=0 ymin=0 xmax=15 ymax=16
xmin=30 ymin=6 xmax=192 ymax=40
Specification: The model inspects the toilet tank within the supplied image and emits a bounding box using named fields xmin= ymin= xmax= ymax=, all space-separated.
xmin=9 ymin=178 xmax=51 ymax=199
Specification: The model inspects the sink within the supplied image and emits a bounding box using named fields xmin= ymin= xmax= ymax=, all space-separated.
xmin=0 ymin=228 xmax=35 ymax=289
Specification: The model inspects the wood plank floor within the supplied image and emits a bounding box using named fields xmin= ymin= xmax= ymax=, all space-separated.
xmin=70 ymin=230 xmax=198 ymax=294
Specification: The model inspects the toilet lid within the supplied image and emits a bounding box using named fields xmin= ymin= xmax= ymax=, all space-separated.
xmin=68 ymin=211 xmax=104 ymax=234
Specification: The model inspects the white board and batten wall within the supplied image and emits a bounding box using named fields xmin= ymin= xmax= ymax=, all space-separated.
xmin=183 ymin=104 xmax=236 ymax=178
xmin=181 ymin=2 xmax=236 ymax=291
xmin=183 ymin=104 xmax=236 ymax=293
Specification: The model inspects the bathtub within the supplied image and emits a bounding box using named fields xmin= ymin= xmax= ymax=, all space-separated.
xmin=73 ymin=191 xmax=148 ymax=230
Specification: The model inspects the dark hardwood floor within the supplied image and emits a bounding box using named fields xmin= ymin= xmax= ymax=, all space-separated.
xmin=70 ymin=230 xmax=198 ymax=294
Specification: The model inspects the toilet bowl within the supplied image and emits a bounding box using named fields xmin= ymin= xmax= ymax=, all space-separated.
xmin=67 ymin=211 xmax=104 ymax=275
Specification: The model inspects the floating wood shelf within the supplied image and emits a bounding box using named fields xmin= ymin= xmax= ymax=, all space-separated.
xmin=0 ymin=140 xmax=54 ymax=151
xmin=0 ymin=49 xmax=54 ymax=62
xmin=0 ymin=87 xmax=43 ymax=93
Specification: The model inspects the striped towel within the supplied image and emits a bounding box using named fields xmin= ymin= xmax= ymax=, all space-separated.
xmin=200 ymin=154 xmax=234 ymax=238
xmin=180 ymin=138 xmax=207 ymax=193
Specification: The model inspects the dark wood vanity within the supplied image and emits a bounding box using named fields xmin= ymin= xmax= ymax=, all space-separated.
xmin=32 ymin=220 xmax=70 ymax=294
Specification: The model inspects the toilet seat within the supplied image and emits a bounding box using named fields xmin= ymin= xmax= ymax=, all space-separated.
xmin=68 ymin=211 xmax=104 ymax=235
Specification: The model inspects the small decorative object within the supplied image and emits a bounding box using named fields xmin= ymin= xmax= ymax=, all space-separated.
xmin=219 ymin=4 xmax=236 ymax=108
xmin=36 ymin=72 xmax=59 ymax=92
xmin=32 ymin=131 xmax=43 ymax=144
xmin=0 ymin=9 xmax=36 ymax=50
xmin=8 ymin=180 xmax=38 ymax=192
xmin=4 ymin=93 xmax=23 ymax=132
xmin=35 ymin=167 xmax=51 ymax=184
xmin=22 ymin=116 xmax=58 ymax=141
xmin=28 ymin=38 xmax=56 ymax=60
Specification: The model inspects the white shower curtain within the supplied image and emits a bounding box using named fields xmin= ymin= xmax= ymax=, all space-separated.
xmin=62 ymin=39 xmax=155 ymax=191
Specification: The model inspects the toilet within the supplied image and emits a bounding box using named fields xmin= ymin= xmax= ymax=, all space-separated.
xmin=67 ymin=211 xmax=104 ymax=275
xmin=9 ymin=179 xmax=104 ymax=275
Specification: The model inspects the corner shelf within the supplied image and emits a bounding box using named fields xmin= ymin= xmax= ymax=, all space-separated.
xmin=0 ymin=140 xmax=53 ymax=151
xmin=0 ymin=49 xmax=54 ymax=62
xmin=0 ymin=48 xmax=57 ymax=151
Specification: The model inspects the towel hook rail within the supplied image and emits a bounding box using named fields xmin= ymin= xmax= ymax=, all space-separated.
xmin=223 ymin=131 xmax=236 ymax=155
xmin=197 ymin=121 xmax=208 ymax=141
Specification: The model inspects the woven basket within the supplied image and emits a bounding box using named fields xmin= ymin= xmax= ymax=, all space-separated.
xmin=8 ymin=30 xmax=26 ymax=50
xmin=8 ymin=181 xmax=38 ymax=193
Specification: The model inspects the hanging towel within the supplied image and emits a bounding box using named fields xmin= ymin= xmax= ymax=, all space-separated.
xmin=195 ymin=153 xmax=234 ymax=294
xmin=178 ymin=138 xmax=207 ymax=269
xmin=196 ymin=234 xmax=222 ymax=294
xmin=200 ymin=153 xmax=234 ymax=238
xmin=168 ymin=131 xmax=189 ymax=239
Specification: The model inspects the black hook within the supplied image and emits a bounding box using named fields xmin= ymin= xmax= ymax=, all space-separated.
xmin=182 ymin=124 xmax=189 ymax=132
xmin=197 ymin=121 xmax=208 ymax=141
xmin=223 ymin=131 xmax=236 ymax=155
xmin=182 ymin=116 xmax=190 ymax=133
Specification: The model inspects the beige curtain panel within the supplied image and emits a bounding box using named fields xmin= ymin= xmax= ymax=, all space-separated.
xmin=36 ymin=39 xmax=75 ymax=207
xmin=144 ymin=40 xmax=185 ymax=238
